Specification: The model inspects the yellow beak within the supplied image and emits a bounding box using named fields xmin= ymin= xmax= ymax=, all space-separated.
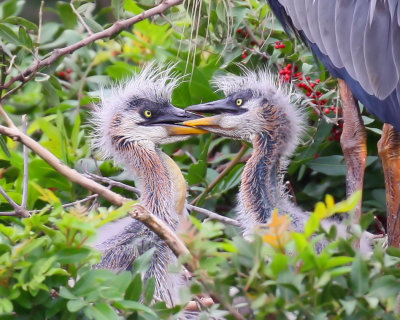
xmin=182 ymin=116 xmax=221 ymax=127
xmin=164 ymin=125 xmax=208 ymax=135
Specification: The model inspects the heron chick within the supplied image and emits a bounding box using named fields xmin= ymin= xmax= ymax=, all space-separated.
xmin=184 ymin=69 xmax=374 ymax=253
xmin=90 ymin=63 xmax=205 ymax=305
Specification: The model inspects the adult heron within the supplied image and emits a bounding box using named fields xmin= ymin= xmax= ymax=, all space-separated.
xmin=90 ymin=64 xmax=205 ymax=306
xmin=266 ymin=0 xmax=400 ymax=246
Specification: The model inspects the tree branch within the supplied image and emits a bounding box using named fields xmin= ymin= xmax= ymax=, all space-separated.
xmin=1 ymin=0 xmax=184 ymax=91
xmin=191 ymin=142 xmax=248 ymax=205
xmin=0 ymin=124 xmax=127 ymax=206
xmin=21 ymin=115 xmax=29 ymax=208
xmin=84 ymin=172 xmax=239 ymax=226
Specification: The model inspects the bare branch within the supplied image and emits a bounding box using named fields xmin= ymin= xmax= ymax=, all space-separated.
xmin=187 ymin=204 xmax=240 ymax=227
xmin=1 ymin=0 xmax=184 ymax=90
xmin=130 ymin=204 xmax=194 ymax=270
xmin=62 ymin=194 xmax=99 ymax=209
xmin=0 ymin=124 xmax=127 ymax=206
xmin=0 ymin=185 xmax=30 ymax=217
xmin=21 ymin=115 xmax=29 ymax=208
xmin=191 ymin=142 xmax=249 ymax=205
xmin=0 ymin=185 xmax=19 ymax=208
xmin=70 ymin=0 xmax=94 ymax=35
xmin=84 ymin=172 xmax=239 ymax=226
xmin=83 ymin=172 xmax=141 ymax=196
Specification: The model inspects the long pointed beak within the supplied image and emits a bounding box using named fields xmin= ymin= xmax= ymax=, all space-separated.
xmin=185 ymin=98 xmax=245 ymax=115
xmin=182 ymin=115 xmax=222 ymax=127
xmin=163 ymin=125 xmax=208 ymax=135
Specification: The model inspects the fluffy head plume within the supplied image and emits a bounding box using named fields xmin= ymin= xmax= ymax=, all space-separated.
xmin=212 ymin=67 xmax=307 ymax=157
xmin=90 ymin=62 xmax=181 ymax=160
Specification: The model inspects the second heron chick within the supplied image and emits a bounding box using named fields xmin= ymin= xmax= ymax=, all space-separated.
xmin=184 ymin=69 xmax=308 ymax=237
xmin=183 ymin=69 xmax=374 ymax=253
xmin=90 ymin=63 xmax=205 ymax=305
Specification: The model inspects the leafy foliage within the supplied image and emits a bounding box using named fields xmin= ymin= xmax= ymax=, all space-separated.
xmin=0 ymin=0 xmax=396 ymax=318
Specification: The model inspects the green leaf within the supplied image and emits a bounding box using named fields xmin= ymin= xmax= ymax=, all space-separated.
xmin=18 ymin=26 xmax=33 ymax=50
xmin=350 ymin=254 xmax=369 ymax=296
xmin=56 ymin=2 xmax=77 ymax=29
xmin=124 ymin=273 xmax=142 ymax=301
xmin=187 ymin=160 xmax=207 ymax=185
xmin=56 ymin=248 xmax=92 ymax=264
xmin=67 ymin=299 xmax=87 ymax=313
xmin=3 ymin=16 xmax=38 ymax=31
xmin=144 ymin=277 xmax=155 ymax=304
xmin=0 ymin=135 xmax=11 ymax=157
xmin=113 ymin=300 xmax=158 ymax=316
xmin=370 ymin=275 xmax=400 ymax=299
xmin=0 ymin=23 xmax=21 ymax=45
xmin=92 ymin=303 xmax=119 ymax=320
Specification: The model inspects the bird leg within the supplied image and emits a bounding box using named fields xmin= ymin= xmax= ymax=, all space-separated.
xmin=338 ymin=79 xmax=367 ymax=224
xmin=377 ymin=124 xmax=400 ymax=247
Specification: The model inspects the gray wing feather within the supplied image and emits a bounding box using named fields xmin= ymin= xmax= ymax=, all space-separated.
xmin=308 ymin=1 xmax=327 ymax=54
xmin=335 ymin=0 xmax=357 ymax=79
xmin=350 ymin=1 xmax=374 ymax=95
xmin=317 ymin=0 xmax=343 ymax=68
xmin=293 ymin=0 xmax=312 ymax=40
xmin=364 ymin=1 xmax=398 ymax=99
xmin=392 ymin=9 xmax=400 ymax=80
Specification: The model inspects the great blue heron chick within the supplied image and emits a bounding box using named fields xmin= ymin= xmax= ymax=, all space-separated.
xmin=184 ymin=69 xmax=375 ymax=253
xmin=185 ymin=69 xmax=307 ymax=236
xmin=90 ymin=63 xmax=205 ymax=305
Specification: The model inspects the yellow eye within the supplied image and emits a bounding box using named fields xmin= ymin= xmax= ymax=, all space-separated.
xmin=235 ymin=98 xmax=243 ymax=106
xmin=144 ymin=110 xmax=152 ymax=118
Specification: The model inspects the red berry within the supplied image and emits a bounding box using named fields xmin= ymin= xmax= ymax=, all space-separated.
xmin=58 ymin=71 xmax=66 ymax=77
xmin=324 ymin=108 xmax=331 ymax=114
xmin=66 ymin=68 xmax=72 ymax=74
xmin=328 ymin=136 xmax=334 ymax=141
xmin=314 ymin=153 xmax=319 ymax=159
xmin=284 ymin=74 xmax=290 ymax=81
xmin=306 ymin=76 xmax=311 ymax=80
xmin=237 ymin=28 xmax=242 ymax=33
xmin=316 ymin=79 xmax=321 ymax=83
xmin=241 ymin=50 xmax=247 ymax=59
xmin=287 ymin=64 xmax=292 ymax=69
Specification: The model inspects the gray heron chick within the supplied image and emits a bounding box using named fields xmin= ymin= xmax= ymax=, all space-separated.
xmin=90 ymin=64 xmax=205 ymax=305
xmin=184 ymin=69 xmax=308 ymax=237
xmin=184 ymin=69 xmax=374 ymax=253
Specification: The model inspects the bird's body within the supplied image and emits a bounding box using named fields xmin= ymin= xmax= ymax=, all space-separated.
xmin=90 ymin=64 xmax=204 ymax=305
xmin=267 ymin=0 xmax=400 ymax=246
xmin=184 ymin=69 xmax=374 ymax=253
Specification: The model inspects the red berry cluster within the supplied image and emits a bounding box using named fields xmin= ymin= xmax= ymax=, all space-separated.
xmin=275 ymin=41 xmax=285 ymax=49
xmin=279 ymin=63 xmax=298 ymax=82
xmin=242 ymin=50 xmax=248 ymax=59
xmin=237 ymin=28 xmax=248 ymax=37
xmin=329 ymin=122 xmax=343 ymax=141
xmin=58 ymin=68 xmax=72 ymax=80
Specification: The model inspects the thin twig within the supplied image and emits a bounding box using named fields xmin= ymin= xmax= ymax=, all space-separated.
xmin=0 ymin=124 xmax=127 ymax=206
xmin=84 ymin=172 xmax=239 ymax=226
xmin=62 ymin=194 xmax=99 ymax=209
xmin=0 ymin=185 xmax=30 ymax=217
xmin=21 ymin=115 xmax=29 ymax=208
xmin=83 ymin=172 xmax=141 ymax=195
xmin=70 ymin=0 xmax=93 ymax=35
xmin=187 ymin=204 xmax=240 ymax=227
xmin=0 ymin=185 xmax=19 ymax=208
xmin=1 ymin=0 xmax=184 ymax=90
xmin=191 ymin=143 xmax=249 ymax=205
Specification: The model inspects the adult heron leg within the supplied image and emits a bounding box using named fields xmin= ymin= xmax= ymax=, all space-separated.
xmin=338 ymin=79 xmax=367 ymax=224
xmin=377 ymin=124 xmax=400 ymax=247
